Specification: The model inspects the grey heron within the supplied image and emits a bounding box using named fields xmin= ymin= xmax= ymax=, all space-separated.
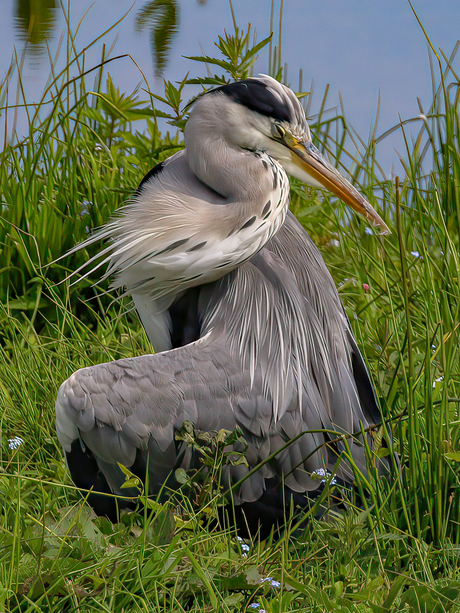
xmin=56 ymin=75 xmax=390 ymax=537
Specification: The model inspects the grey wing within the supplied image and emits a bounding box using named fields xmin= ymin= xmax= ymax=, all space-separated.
xmin=56 ymin=214 xmax=382 ymax=509
xmin=266 ymin=212 xmax=382 ymax=463
xmin=56 ymin=338 xmax=238 ymax=498
xmin=56 ymin=254 xmax=343 ymax=507
xmin=55 ymin=339 xmax=330 ymax=507
xmin=201 ymin=240 xmax=378 ymax=485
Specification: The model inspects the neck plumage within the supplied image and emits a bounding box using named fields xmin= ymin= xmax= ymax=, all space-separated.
xmin=185 ymin=97 xmax=273 ymax=204
xmin=73 ymin=99 xmax=291 ymax=353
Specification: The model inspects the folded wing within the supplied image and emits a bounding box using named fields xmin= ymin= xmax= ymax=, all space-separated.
xmin=56 ymin=214 xmax=381 ymax=515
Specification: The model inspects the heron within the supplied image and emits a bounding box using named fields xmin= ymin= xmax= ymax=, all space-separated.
xmin=55 ymin=75 xmax=390 ymax=538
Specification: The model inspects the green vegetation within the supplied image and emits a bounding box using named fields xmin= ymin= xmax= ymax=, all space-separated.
xmin=1 ymin=9 xmax=460 ymax=613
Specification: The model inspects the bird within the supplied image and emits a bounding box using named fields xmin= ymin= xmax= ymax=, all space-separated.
xmin=55 ymin=74 xmax=390 ymax=538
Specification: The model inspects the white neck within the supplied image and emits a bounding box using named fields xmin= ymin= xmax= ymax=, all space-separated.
xmin=185 ymin=94 xmax=273 ymax=203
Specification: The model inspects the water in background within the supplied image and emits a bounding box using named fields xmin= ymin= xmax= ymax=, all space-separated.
xmin=3 ymin=0 xmax=460 ymax=174
xmin=11 ymin=0 xmax=183 ymax=76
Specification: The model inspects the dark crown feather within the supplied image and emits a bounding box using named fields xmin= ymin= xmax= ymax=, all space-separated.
xmin=212 ymin=79 xmax=292 ymax=123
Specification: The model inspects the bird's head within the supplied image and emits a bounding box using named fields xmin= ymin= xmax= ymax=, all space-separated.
xmin=187 ymin=74 xmax=389 ymax=234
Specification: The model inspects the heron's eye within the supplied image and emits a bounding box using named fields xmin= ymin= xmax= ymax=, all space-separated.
xmin=271 ymin=123 xmax=286 ymax=140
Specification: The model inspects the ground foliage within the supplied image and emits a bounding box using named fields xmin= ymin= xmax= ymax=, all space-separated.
xmin=1 ymin=7 xmax=460 ymax=612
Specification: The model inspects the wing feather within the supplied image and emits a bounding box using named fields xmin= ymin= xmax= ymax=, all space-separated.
xmin=56 ymin=209 xmax=383 ymax=512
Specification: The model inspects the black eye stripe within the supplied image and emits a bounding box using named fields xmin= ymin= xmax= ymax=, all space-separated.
xmin=212 ymin=80 xmax=291 ymax=123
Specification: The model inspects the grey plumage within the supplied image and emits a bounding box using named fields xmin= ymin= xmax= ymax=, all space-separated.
xmin=56 ymin=75 xmax=389 ymax=533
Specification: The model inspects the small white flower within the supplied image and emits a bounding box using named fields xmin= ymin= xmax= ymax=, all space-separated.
xmin=8 ymin=436 xmax=24 ymax=450
xmin=312 ymin=468 xmax=327 ymax=479
xmin=410 ymin=251 xmax=420 ymax=258
xmin=94 ymin=143 xmax=104 ymax=152
xmin=330 ymin=239 xmax=340 ymax=247
xmin=311 ymin=468 xmax=337 ymax=485
xmin=249 ymin=603 xmax=260 ymax=609
xmin=237 ymin=536 xmax=251 ymax=556
xmin=365 ymin=227 xmax=373 ymax=235
xmin=433 ymin=376 xmax=444 ymax=389
xmin=261 ymin=576 xmax=282 ymax=589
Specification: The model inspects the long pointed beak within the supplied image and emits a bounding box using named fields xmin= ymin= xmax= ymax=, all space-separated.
xmin=286 ymin=136 xmax=391 ymax=235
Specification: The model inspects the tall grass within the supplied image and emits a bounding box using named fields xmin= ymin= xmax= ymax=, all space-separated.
xmin=1 ymin=6 xmax=460 ymax=612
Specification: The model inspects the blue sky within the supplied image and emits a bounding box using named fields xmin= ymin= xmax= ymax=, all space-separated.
xmin=1 ymin=0 xmax=459 ymax=173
